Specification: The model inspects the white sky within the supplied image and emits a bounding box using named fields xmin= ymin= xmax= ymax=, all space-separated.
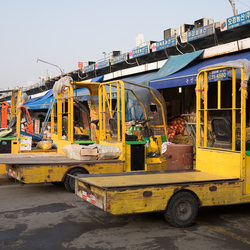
xmin=0 ymin=0 xmax=249 ymax=90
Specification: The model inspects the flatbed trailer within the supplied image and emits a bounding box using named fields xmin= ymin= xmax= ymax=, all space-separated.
xmin=73 ymin=170 xmax=242 ymax=227
xmin=2 ymin=153 xmax=123 ymax=188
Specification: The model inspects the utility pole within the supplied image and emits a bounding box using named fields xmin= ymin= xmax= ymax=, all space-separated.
xmin=228 ymin=0 xmax=237 ymax=16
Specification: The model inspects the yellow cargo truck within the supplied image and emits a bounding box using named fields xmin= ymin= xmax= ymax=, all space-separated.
xmin=3 ymin=82 xmax=101 ymax=192
xmin=73 ymin=61 xmax=250 ymax=227
xmin=3 ymin=80 xmax=168 ymax=192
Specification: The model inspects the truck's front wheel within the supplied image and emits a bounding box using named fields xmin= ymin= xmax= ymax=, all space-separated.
xmin=64 ymin=168 xmax=88 ymax=193
xmin=165 ymin=191 xmax=199 ymax=228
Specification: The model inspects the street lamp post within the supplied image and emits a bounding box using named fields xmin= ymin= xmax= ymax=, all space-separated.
xmin=37 ymin=59 xmax=64 ymax=76
xmin=228 ymin=0 xmax=237 ymax=16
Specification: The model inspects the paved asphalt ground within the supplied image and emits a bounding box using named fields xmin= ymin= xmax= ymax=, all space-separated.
xmin=1 ymin=175 xmax=250 ymax=250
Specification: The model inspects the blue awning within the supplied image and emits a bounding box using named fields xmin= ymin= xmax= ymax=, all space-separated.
xmin=24 ymin=95 xmax=54 ymax=110
xmin=150 ymin=50 xmax=250 ymax=89
xmin=24 ymin=76 xmax=104 ymax=109
xmin=25 ymin=89 xmax=53 ymax=106
xmin=151 ymin=50 xmax=204 ymax=81
xmin=120 ymin=72 xmax=157 ymax=85
xmin=91 ymin=75 xmax=103 ymax=82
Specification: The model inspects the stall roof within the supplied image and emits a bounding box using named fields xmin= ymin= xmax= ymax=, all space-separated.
xmin=120 ymin=72 xmax=157 ymax=85
xmin=150 ymin=50 xmax=250 ymax=89
xmin=24 ymin=76 xmax=104 ymax=110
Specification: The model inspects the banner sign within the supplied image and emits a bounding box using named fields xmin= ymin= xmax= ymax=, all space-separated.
xmin=220 ymin=10 xmax=250 ymax=31
xmin=181 ymin=24 xmax=214 ymax=43
xmin=129 ymin=45 xmax=150 ymax=59
xmin=83 ymin=64 xmax=95 ymax=73
xmin=208 ymin=69 xmax=228 ymax=82
xmin=152 ymin=36 xmax=177 ymax=52
xmin=95 ymin=60 xmax=109 ymax=70
xmin=110 ymin=53 xmax=128 ymax=65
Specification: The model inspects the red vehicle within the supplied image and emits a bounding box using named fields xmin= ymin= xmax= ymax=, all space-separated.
xmin=1 ymin=102 xmax=34 ymax=135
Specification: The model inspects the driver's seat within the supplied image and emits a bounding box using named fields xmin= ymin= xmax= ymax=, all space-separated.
xmin=109 ymin=118 xmax=137 ymax=141
xmin=211 ymin=117 xmax=232 ymax=149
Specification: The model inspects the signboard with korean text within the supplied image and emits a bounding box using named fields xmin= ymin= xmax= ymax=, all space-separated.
xmin=152 ymin=36 xmax=177 ymax=52
xmin=83 ymin=64 xmax=95 ymax=73
xmin=78 ymin=62 xmax=83 ymax=68
xmin=95 ymin=60 xmax=109 ymax=70
xmin=129 ymin=45 xmax=150 ymax=59
xmin=208 ymin=69 xmax=228 ymax=82
xmin=110 ymin=53 xmax=128 ymax=65
xmin=180 ymin=24 xmax=214 ymax=43
xmin=220 ymin=10 xmax=250 ymax=31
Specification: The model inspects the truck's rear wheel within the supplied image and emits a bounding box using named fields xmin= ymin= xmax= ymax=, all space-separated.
xmin=165 ymin=191 xmax=199 ymax=228
xmin=64 ymin=168 xmax=88 ymax=193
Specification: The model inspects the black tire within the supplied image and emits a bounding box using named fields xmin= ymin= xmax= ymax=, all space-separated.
xmin=51 ymin=182 xmax=63 ymax=185
xmin=165 ymin=191 xmax=199 ymax=228
xmin=64 ymin=168 xmax=88 ymax=193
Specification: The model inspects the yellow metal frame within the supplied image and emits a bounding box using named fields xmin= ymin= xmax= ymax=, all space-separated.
xmin=98 ymin=80 xmax=167 ymax=168
xmin=10 ymin=89 xmax=22 ymax=154
xmin=196 ymin=66 xmax=247 ymax=186
xmin=98 ymin=80 xmax=168 ymax=141
xmin=53 ymin=81 xmax=100 ymax=154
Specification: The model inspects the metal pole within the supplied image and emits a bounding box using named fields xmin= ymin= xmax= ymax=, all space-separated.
xmin=228 ymin=0 xmax=237 ymax=16
xmin=37 ymin=58 xmax=63 ymax=76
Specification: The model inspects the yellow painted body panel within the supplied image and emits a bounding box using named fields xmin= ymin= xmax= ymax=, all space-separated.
xmin=11 ymin=139 xmax=19 ymax=154
xmin=196 ymin=148 xmax=241 ymax=178
xmin=51 ymin=136 xmax=70 ymax=155
xmin=245 ymin=156 xmax=250 ymax=193
xmin=105 ymin=181 xmax=243 ymax=215
xmin=5 ymin=161 xmax=124 ymax=184
xmin=76 ymin=181 xmax=106 ymax=210
xmin=75 ymin=172 xmax=243 ymax=215
xmin=146 ymin=162 xmax=167 ymax=171
xmin=0 ymin=164 xmax=5 ymax=174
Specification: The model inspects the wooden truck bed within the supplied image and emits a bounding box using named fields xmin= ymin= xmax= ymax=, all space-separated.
xmin=1 ymin=153 xmax=124 ymax=183
xmin=74 ymin=171 xmax=242 ymax=215
xmin=74 ymin=170 xmax=239 ymax=188
xmin=0 ymin=153 xmax=122 ymax=165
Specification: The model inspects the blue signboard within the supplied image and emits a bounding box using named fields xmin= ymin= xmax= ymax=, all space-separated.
xmin=181 ymin=24 xmax=214 ymax=43
xmin=129 ymin=45 xmax=150 ymax=59
xmin=95 ymin=60 xmax=109 ymax=70
xmin=110 ymin=53 xmax=128 ymax=65
xmin=152 ymin=36 xmax=176 ymax=52
xmin=208 ymin=69 xmax=228 ymax=82
xmin=83 ymin=64 xmax=95 ymax=73
xmin=220 ymin=10 xmax=250 ymax=31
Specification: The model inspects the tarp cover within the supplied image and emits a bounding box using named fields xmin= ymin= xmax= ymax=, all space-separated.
xmin=24 ymin=76 xmax=104 ymax=110
xmin=151 ymin=50 xmax=204 ymax=81
xmin=150 ymin=50 xmax=250 ymax=89
xmin=118 ymin=51 xmax=203 ymax=86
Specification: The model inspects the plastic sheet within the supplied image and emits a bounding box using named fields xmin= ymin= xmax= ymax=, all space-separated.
xmin=199 ymin=59 xmax=250 ymax=98
xmin=161 ymin=142 xmax=173 ymax=154
xmin=113 ymin=82 xmax=168 ymax=127
xmin=36 ymin=141 xmax=53 ymax=150
xmin=81 ymin=144 xmax=121 ymax=160
xmin=63 ymin=144 xmax=122 ymax=161
xmin=17 ymin=93 xmax=28 ymax=110
xmin=53 ymin=76 xmax=73 ymax=98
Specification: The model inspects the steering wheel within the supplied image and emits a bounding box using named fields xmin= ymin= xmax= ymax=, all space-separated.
xmin=135 ymin=119 xmax=150 ymax=126
xmin=89 ymin=119 xmax=99 ymax=130
xmin=89 ymin=119 xmax=99 ymax=126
